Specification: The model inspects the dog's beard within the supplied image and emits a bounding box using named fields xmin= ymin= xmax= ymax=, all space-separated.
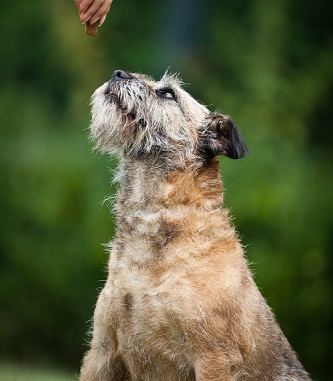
xmin=90 ymin=93 xmax=162 ymax=158
xmin=89 ymin=83 xmax=200 ymax=166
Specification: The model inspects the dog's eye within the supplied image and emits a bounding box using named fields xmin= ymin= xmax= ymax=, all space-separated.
xmin=156 ymin=88 xmax=176 ymax=101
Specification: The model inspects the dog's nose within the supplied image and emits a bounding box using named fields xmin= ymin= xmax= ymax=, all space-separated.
xmin=112 ymin=70 xmax=132 ymax=80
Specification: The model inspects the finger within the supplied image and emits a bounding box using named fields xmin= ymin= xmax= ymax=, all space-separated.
xmin=80 ymin=12 xmax=92 ymax=24
xmin=99 ymin=14 xmax=107 ymax=26
xmin=79 ymin=0 xmax=94 ymax=13
xmin=80 ymin=1 xmax=101 ymax=23
xmin=81 ymin=1 xmax=104 ymax=24
xmin=83 ymin=0 xmax=105 ymax=18
xmin=90 ymin=3 xmax=111 ymax=25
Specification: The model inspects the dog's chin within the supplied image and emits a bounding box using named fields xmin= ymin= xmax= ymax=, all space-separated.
xmin=103 ymin=87 xmax=120 ymax=104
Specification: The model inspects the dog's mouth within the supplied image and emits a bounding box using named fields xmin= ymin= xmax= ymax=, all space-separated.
xmin=103 ymin=86 xmax=120 ymax=103
xmin=103 ymin=86 xmax=130 ymax=116
xmin=107 ymin=92 xmax=118 ymax=102
xmin=103 ymin=85 xmax=147 ymax=132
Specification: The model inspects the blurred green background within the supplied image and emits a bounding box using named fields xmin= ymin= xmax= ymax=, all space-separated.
xmin=0 ymin=0 xmax=332 ymax=379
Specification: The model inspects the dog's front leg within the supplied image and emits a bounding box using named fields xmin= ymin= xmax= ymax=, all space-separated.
xmin=80 ymin=286 xmax=128 ymax=380
xmin=80 ymin=345 xmax=128 ymax=381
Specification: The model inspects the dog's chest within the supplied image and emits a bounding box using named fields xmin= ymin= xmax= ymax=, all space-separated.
xmin=107 ymin=262 xmax=196 ymax=378
xmin=104 ymin=208 xmax=243 ymax=376
xmin=108 ymin=208 xmax=241 ymax=333
xmin=109 ymin=258 xmax=191 ymax=336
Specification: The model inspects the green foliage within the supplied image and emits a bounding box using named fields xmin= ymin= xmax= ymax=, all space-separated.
xmin=0 ymin=0 xmax=332 ymax=379
xmin=0 ymin=364 xmax=76 ymax=381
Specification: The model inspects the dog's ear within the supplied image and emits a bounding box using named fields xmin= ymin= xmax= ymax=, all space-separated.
xmin=199 ymin=113 xmax=249 ymax=159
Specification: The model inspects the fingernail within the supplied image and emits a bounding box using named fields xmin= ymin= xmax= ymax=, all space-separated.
xmin=99 ymin=15 xmax=107 ymax=26
xmin=80 ymin=13 xmax=89 ymax=23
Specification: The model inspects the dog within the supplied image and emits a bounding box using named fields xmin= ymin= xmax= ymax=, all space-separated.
xmin=80 ymin=70 xmax=312 ymax=380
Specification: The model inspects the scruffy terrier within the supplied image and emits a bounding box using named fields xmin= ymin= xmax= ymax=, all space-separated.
xmin=80 ymin=70 xmax=311 ymax=381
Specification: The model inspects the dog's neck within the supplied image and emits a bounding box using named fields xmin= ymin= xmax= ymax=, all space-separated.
xmin=115 ymin=157 xmax=224 ymax=216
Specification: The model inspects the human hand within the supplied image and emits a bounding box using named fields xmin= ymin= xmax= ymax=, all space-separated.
xmin=74 ymin=0 xmax=113 ymax=26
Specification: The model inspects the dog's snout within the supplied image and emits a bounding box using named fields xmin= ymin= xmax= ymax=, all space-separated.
xmin=112 ymin=70 xmax=133 ymax=81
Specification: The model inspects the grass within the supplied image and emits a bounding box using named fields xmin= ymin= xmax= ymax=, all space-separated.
xmin=0 ymin=364 xmax=77 ymax=381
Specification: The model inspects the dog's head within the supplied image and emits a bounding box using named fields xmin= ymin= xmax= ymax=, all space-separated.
xmin=90 ymin=70 xmax=248 ymax=166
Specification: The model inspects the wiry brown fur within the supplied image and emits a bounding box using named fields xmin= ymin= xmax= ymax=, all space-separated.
xmin=80 ymin=70 xmax=311 ymax=380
